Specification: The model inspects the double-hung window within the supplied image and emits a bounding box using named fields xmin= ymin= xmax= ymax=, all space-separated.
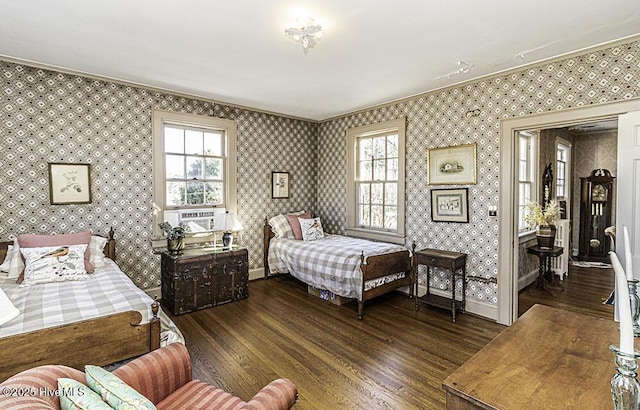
xmin=346 ymin=118 xmax=405 ymax=244
xmin=556 ymin=140 xmax=571 ymax=217
xmin=152 ymin=110 xmax=237 ymax=241
xmin=517 ymin=131 xmax=538 ymax=233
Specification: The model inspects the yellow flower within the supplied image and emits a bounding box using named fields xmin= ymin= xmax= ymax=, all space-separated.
xmin=524 ymin=199 xmax=562 ymax=228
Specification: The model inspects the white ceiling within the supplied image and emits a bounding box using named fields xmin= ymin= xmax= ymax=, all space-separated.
xmin=0 ymin=1 xmax=639 ymax=121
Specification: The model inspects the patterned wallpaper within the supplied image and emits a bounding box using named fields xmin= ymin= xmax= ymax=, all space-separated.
xmin=318 ymin=40 xmax=640 ymax=306
xmin=0 ymin=62 xmax=317 ymax=288
xmin=1 ymin=39 xmax=638 ymax=309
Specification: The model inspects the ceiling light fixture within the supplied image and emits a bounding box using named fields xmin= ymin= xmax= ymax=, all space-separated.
xmin=436 ymin=59 xmax=474 ymax=80
xmin=285 ymin=16 xmax=323 ymax=54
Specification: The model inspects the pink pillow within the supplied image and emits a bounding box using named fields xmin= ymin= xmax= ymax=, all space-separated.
xmin=286 ymin=212 xmax=312 ymax=240
xmin=16 ymin=231 xmax=94 ymax=283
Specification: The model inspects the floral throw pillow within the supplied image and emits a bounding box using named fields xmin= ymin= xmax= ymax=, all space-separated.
xmin=58 ymin=378 xmax=113 ymax=410
xmin=299 ymin=217 xmax=325 ymax=241
xmin=85 ymin=365 xmax=156 ymax=410
xmin=20 ymin=244 xmax=89 ymax=286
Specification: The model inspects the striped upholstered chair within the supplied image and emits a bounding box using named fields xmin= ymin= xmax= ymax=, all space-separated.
xmin=0 ymin=343 xmax=298 ymax=409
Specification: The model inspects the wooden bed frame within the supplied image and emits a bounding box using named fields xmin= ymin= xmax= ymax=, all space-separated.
xmin=0 ymin=228 xmax=161 ymax=382
xmin=263 ymin=218 xmax=414 ymax=319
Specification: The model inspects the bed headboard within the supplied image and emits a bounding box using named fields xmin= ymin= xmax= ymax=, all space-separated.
xmin=0 ymin=227 xmax=117 ymax=264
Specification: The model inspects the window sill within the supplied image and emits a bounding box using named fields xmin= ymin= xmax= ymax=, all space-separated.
xmin=345 ymin=228 xmax=405 ymax=245
xmin=518 ymin=229 xmax=536 ymax=244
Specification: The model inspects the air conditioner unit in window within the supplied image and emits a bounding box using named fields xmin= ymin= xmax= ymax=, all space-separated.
xmin=163 ymin=208 xmax=226 ymax=233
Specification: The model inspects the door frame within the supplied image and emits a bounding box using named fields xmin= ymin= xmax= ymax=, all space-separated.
xmin=497 ymin=99 xmax=640 ymax=325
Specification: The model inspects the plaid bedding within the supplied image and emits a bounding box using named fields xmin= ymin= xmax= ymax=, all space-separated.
xmin=0 ymin=259 xmax=183 ymax=345
xmin=268 ymin=235 xmax=408 ymax=300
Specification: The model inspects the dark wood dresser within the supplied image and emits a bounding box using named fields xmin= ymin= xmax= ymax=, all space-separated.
xmin=161 ymin=247 xmax=249 ymax=315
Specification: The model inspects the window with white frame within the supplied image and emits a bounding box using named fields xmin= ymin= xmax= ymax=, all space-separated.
xmin=518 ymin=131 xmax=538 ymax=232
xmin=556 ymin=140 xmax=571 ymax=216
xmin=346 ymin=118 xmax=405 ymax=244
xmin=152 ymin=110 xmax=237 ymax=240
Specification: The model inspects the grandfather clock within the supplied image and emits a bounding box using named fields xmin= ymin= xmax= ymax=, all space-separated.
xmin=578 ymin=169 xmax=615 ymax=261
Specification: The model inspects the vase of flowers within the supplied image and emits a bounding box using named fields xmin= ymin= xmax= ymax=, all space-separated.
xmin=158 ymin=222 xmax=189 ymax=253
xmin=525 ymin=199 xmax=562 ymax=249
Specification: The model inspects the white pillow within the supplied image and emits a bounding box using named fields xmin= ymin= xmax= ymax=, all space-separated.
xmin=20 ymin=244 xmax=89 ymax=287
xmin=268 ymin=211 xmax=306 ymax=239
xmin=299 ymin=217 xmax=325 ymax=241
xmin=6 ymin=239 xmax=24 ymax=280
xmin=0 ymin=287 xmax=19 ymax=326
xmin=0 ymin=244 xmax=14 ymax=273
xmin=89 ymin=235 xmax=109 ymax=268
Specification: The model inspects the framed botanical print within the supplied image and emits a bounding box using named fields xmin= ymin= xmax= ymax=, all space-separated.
xmin=48 ymin=163 xmax=92 ymax=205
xmin=427 ymin=143 xmax=477 ymax=185
xmin=431 ymin=188 xmax=469 ymax=223
xmin=272 ymin=171 xmax=290 ymax=199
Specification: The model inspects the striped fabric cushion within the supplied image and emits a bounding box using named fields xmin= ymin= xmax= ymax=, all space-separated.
xmin=0 ymin=365 xmax=86 ymax=409
xmin=243 ymin=378 xmax=298 ymax=410
xmin=112 ymin=343 xmax=192 ymax=405
xmin=156 ymin=380 xmax=244 ymax=410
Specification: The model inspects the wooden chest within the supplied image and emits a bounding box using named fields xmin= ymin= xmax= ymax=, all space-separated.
xmin=161 ymin=247 xmax=249 ymax=315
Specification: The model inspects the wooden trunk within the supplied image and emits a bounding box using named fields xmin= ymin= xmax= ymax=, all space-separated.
xmin=161 ymin=247 xmax=249 ymax=315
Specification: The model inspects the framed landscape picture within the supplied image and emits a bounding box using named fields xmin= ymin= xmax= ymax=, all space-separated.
xmin=48 ymin=162 xmax=92 ymax=205
xmin=427 ymin=143 xmax=476 ymax=185
xmin=431 ymin=188 xmax=469 ymax=223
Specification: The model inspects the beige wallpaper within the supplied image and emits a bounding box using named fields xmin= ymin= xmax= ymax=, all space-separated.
xmin=0 ymin=62 xmax=317 ymax=288
xmin=0 ymin=38 xmax=638 ymax=309
xmin=317 ymin=40 xmax=639 ymax=306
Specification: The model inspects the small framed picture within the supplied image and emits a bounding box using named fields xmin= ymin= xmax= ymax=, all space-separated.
xmin=48 ymin=163 xmax=92 ymax=205
xmin=431 ymin=188 xmax=469 ymax=223
xmin=427 ymin=143 xmax=477 ymax=185
xmin=272 ymin=171 xmax=290 ymax=199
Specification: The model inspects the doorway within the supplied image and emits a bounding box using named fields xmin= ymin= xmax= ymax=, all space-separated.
xmin=515 ymin=120 xmax=618 ymax=318
xmin=497 ymin=100 xmax=640 ymax=326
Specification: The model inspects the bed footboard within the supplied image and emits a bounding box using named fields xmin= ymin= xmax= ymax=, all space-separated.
xmin=0 ymin=301 xmax=161 ymax=382
xmin=357 ymin=244 xmax=415 ymax=320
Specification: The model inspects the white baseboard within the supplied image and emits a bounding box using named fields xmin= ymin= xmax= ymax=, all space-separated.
xmin=144 ymin=286 xmax=162 ymax=301
xmin=409 ymin=285 xmax=497 ymax=321
xmin=250 ymin=268 xmax=265 ymax=281
xmin=518 ymin=270 xmax=538 ymax=291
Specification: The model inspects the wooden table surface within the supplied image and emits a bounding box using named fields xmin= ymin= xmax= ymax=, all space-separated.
xmin=442 ymin=304 xmax=626 ymax=409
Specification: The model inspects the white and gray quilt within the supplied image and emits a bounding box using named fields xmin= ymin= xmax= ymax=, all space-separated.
xmin=268 ymin=235 xmax=408 ymax=300
xmin=0 ymin=259 xmax=183 ymax=345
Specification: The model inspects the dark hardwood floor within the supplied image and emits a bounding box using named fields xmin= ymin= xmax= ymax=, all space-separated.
xmin=168 ymin=276 xmax=505 ymax=409
xmin=518 ymin=263 xmax=615 ymax=319
xmin=168 ymin=265 xmax=614 ymax=409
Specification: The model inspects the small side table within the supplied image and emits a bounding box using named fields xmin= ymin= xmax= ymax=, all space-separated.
xmin=413 ymin=248 xmax=467 ymax=322
xmin=526 ymin=245 xmax=564 ymax=296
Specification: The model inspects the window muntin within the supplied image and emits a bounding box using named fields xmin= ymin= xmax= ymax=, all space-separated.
xmin=163 ymin=125 xmax=225 ymax=208
xmin=346 ymin=118 xmax=405 ymax=244
xmin=152 ymin=110 xmax=238 ymax=243
xmin=556 ymin=143 xmax=569 ymax=199
xmin=356 ymin=132 xmax=399 ymax=231
xmin=518 ymin=132 xmax=537 ymax=232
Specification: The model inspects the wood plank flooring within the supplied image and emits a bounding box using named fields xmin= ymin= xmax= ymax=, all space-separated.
xmin=168 ymin=276 xmax=505 ymax=409
xmin=168 ymin=264 xmax=614 ymax=409
xmin=518 ymin=263 xmax=615 ymax=319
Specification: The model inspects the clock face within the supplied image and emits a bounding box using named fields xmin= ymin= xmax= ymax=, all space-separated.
xmin=592 ymin=184 xmax=606 ymax=201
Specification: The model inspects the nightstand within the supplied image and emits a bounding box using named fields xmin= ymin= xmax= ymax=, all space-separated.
xmin=413 ymin=248 xmax=467 ymax=322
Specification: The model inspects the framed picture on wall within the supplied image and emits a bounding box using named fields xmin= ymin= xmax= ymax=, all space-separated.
xmin=431 ymin=188 xmax=469 ymax=223
xmin=48 ymin=162 xmax=92 ymax=205
xmin=427 ymin=143 xmax=477 ymax=185
xmin=272 ymin=171 xmax=290 ymax=199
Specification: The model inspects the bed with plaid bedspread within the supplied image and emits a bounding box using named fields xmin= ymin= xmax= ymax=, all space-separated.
xmin=0 ymin=259 xmax=183 ymax=345
xmin=268 ymin=235 xmax=409 ymax=300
